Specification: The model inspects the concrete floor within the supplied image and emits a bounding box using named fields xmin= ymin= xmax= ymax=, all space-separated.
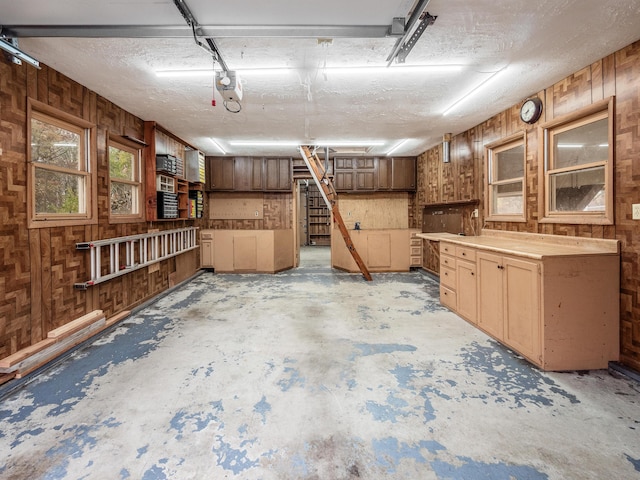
xmin=1 ymin=246 xmax=639 ymax=479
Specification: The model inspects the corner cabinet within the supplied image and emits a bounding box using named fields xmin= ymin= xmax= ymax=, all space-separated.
xmin=437 ymin=231 xmax=620 ymax=371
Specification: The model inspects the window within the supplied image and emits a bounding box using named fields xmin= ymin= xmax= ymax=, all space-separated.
xmin=109 ymin=137 xmax=143 ymax=222
xmin=541 ymin=98 xmax=613 ymax=224
xmin=485 ymin=133 xmax=526 ymax=221
xmin=28 ymin=99 xmax=97 ymax=228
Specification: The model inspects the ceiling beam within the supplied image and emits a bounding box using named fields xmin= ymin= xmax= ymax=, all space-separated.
xmin=2 ymin=24 xmax=399 ymax=39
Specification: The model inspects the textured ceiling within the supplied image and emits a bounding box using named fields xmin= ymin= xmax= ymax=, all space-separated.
xmin=3 ymin=0 xmax=640 ymax=157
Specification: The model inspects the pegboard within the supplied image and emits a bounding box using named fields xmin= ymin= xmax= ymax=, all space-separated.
xmin=209 ymin=193 xmax=264 ymax=219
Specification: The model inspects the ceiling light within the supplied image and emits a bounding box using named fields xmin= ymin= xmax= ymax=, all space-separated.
xmin=228 ymin=141 xmax=300 ymax=147
xmin=210 ymin=138 xmax=227 ymax=154
xmin=386 ymin=139 xmax=409 ymax=156
xmin=443 ymin=67 xmax=507 ymax=116
xmin=156 ymin=64 xmax=463 ymax=78
xmin=557 ymin=144 xmax=584 ymax=148
xmin=0 ymin=38 xmax=41 ymax=69
xmin=316 ymin=140 xmax=386 ymax=147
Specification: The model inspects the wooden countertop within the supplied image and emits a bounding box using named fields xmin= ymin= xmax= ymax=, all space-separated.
xmin=416 ymin=230 xmax=619 ymax=259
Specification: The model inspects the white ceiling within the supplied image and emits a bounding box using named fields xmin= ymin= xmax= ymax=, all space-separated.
xmin=2 ymin=0 xmax=640 ymax=157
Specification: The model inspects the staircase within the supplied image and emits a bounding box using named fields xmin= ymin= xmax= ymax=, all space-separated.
xmin=299 ymin=146 xmax=372 ymax=281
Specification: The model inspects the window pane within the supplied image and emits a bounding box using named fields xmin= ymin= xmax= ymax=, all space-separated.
xmin=31 ymin=118 xmax=82 ymax=170
xmin=492 ymin=182 xmax=523 ymax=215
xmin=550 ymin=166 xmax=605 ymax=212
xmin=553 ymin=118 xmax=608 ymax=169
xmin=35 ymin=168 xmax=86 ymax=214
xmin=110 ymin=181 xmax=138 ymax=215
xmin=109 ymin=146 xmax=136 ymax=181
xmin=494 ymin=144 xmax=524 ymax=181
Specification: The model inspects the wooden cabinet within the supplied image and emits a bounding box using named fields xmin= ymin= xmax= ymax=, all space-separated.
xmin=409 ymin=229 xmax=423 ymax=268
xmin=234 ymin=157 xmax=263 ymax=191
xmin=264 ymin=157 xmax=291 ymax=191
xmin=332 ymin=229 xmax=411 ymax=272
xmin=377 ymin=157 xmax=392 ymax=190
xmin=207 ymin=156 xmax=235 ymax=191
xmin=437 ymin=231 xmax=619 ymax=371
xmin=391 ymin=157 xmax=416 ymax=190
xmin=206 ymin=156 xmax=291 ymax=192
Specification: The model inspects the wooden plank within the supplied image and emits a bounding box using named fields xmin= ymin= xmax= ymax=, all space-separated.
xmin=47 ymin=310 xmax=104 ymax=340
xmin=29 ymin=228 xmax=43 ymax=343
xmin=105 ymin=310 xmax=130 ymax=328
xmin=15 ymin=320 xmax=106 ymax=378
xmin=0 ymin=338 xmax=57 ymax=371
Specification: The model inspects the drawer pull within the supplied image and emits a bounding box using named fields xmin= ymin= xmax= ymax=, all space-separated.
xmin=462 ymin=252 xmax=466 ymax=256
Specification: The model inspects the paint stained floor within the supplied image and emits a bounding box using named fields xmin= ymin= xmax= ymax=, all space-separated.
xmin=1 ymin=247 xmax=639 ymax=479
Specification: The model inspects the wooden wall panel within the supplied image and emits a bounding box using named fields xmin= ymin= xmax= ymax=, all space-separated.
xmin=414 ymin=39 xmax=640 ymax=371
xmin=0 ymin=59 xmax=206 ymax=363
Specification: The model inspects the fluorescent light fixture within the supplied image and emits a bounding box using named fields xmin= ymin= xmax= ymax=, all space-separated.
xmin=0 ymin=38 xmax=40 ymax=69
xmin=557 ymin=144 xmax=584 ymax=148
xmin=228 ymin=140 xmax=386 ymax=147
xmin=53 ymin=143 xmax=78 ymax=147
xmin=599 ymin=143 xmax=609 ymax=147
xmin=443 ymin=67 xmax=507 ymax=116
xmin=210 ymin=138 xmax=227 ymax=154
xmin=228 ymin=141 xmax=300 ymax=147
xmin=386 ymin=139 xmax=409 ymax=156
xmin=156 ymin=64 xmax=464 ymax=78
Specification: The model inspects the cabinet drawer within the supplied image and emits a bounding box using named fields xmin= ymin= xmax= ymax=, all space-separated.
xmin=410 ymin=246 xmax=422 ymax=256
xmin=440 ymin=254 xmax=456 ymax=269
xmin=440 ymin=265 xmax=456 ymax=289
xmin=440 ymin=286 xmax=457 ymax=310
xmin=440 ymin=242 xmax=455 ymax=256
xmin=410 ymin=256 xmax=422 ymax=267
xmin=410 ymin=238 xmax=422 ymax=247
xmin=456 ymin=246 xmax=476 ymax=262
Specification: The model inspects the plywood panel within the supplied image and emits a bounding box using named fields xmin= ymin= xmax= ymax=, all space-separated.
xmin=209 ymin=193 xmax=264 ymax=219
xmin=233 ymin=236 xmax=258 ymax=271
xmin=367 ymin=233 xmax=391 ymax=268
xmin=339 ymin=193 xmax=409 ymax=229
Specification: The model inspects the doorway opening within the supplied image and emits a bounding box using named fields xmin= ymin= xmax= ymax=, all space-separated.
xmin=296 ymin=180 xmax=331 ymax=268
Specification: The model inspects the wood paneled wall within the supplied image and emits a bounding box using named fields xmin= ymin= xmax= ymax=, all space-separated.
xmin=0 ymin=61 xmax=205 ymax=361
xmin=415 ymin=40 xmax=640 ymax=371
xmin=203 ymin=192 xmax=293 ymax=230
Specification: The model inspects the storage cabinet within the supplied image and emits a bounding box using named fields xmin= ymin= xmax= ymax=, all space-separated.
xmin=144 ymin=121 xmax=205 ymax=220
xmin=391 ymin=157 xmax=416 ymax=190
xmin=207 ymin=157 xmax=235 ymax=191
xmin=409 ymin=229 xmax=423 ymax=268
xmin=264 ymin=157 xmax=291 ymax=191
xmin=333 ymin=156 xmax=416 ymax=192
xmin=436 ymin=231 xmax=619 ymax=371
xmin=234 ymin=157 xmax=264 ymax=191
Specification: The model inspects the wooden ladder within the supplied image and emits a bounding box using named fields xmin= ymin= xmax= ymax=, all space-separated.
xmin=299 ymin=146 xmax=372 ymax=281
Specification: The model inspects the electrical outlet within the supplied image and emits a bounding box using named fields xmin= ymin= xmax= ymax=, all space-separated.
xmin=633 ymin=204 xmax=640 ymax=220
xmin=472 ymin=208 xmax=479 ymax=218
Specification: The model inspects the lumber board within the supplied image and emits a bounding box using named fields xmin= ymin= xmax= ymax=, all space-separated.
xmin=0 ymin=338 xmax=57 ymax=371
xmin=105 ymin=310 xmax=131 ymax=328
xmin=15 ymin=319 xmax=106 ymax=378
xmin=47 ymin=310 xmax=105 ymax=340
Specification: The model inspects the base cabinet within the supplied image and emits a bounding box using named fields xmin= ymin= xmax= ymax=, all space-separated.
xmin=438 ymin=233 xmax=619 ymax=371
xmin=477 ymin=251 xmax=540 ymax=363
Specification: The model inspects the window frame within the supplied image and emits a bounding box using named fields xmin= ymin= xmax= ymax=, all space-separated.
xmin=538 ymin=97 xmax=614 ymax=225
xmin=108 ymin=134 xmax=144 ymax=223
xmin=484 ymin=131 xmax=527 ymax=223
xmin=27 ymin=98 xmax=97 ymax=229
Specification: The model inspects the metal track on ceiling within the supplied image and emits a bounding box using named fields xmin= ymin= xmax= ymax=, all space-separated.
xmin=1 ymin=25 xmax=401 ymax=39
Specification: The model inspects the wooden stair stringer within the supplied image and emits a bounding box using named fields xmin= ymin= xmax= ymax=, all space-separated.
xmin=299 ymin=146 xmax=372 ymax=281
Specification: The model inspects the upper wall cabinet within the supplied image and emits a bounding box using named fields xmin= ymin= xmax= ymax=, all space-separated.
xmin=333 ymin=156 xmax=416 ymax=192
xmin=206 ymin=156 xmax=292 ymax=192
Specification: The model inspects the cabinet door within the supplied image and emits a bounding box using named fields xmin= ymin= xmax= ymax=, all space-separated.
xmin=207 ymin=157 xmax=234 ymax=190
xmin=377 ymin=157 xmax=391 ymax=190
xmin=201 ymin=240 xmax=214 ymax=267
xmin=503 ymin=257 xmax=540 ymax=362
xmin=265 ymin=157 xmax=291 ymax=191
xmin=477 ymin=251 xmax=504 ymax=339
xmin=334 ymin=171 xmax=354 ymax=191
xmin=356 ymin=170 xmax=375 ymax=190
xmin=457 ymin=259 xmax=477 ymax=324
xmin=391 ymin=157 xmax=416 ymax=190
xmin=234 ymin=157 xmax=263 ymax=191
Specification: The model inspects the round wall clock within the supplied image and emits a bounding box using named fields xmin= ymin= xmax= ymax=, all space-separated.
xmin=520 ymin=97 xmax=543 ymax=124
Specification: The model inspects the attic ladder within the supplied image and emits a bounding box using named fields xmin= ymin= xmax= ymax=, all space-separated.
xmin=299 ymin=146 xmax=372 ymax=281
xmin=74 ymin=227 xmax=199 ymax=290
